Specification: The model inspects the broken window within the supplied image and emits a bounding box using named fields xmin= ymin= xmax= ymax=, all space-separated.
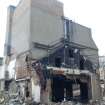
xmin=55 ymin=57 xmax=62 ymax=67
xmin=69 ymin=49 xmax=74 ymax=58
xmin=80 ymin=57 xmax=85 ymax=70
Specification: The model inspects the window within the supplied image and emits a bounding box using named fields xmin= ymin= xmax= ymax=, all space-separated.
xmin=69 ymin=49 xmax=74 ymax=58
xmin=55 ymin=57 xmax=62 ymax=67
xmin=5 ymin=81 xmax=10 ymax=91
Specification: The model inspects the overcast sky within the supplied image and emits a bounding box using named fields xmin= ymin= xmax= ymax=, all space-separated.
xmin=0 ymin=0 xmax=105 ymax=57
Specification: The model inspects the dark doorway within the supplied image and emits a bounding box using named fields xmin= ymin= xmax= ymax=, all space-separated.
xmin=51 ymin=76 xmax=65 ymax=102
xmin=65 ymin=80 xmax=73 ymax=101
xmin=55 ymin=57 xmax=62 ymax=67
xmin=68 ymin=49 xmax=74 ymax=58
xmin=25 ymin=86 xmax=30 ymax=97
xmin=5 ymin=81 xmax=10 ymax=91
xmin=80 ymin=82 xmax=88 ymax=102
xmin=80 ymin=57 xmax=85 ymax=70
xmin=51 ymin=76 xmax=89 ymax=103
xmin=5 ymin=80 xmax=12 ymax=91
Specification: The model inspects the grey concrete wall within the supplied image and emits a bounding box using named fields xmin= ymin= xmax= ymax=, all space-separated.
xmin=4 ymin=6 xmax=15 ymax=56
xmin=31 ymin=48 xmax=48 ymax=59
xmin=70 ymin=22 xmax=97 ymax=49
xmin=0 ymin=80 xmax=4 ymax=91
xmin=69 ymin=22 xmax=99 ymax=68
xmin=7 ymin=0 xmax=98 ymax=65
xmin=8 ymin=0 xmax=64 ymax=59
xmin=29 ymin=0 xmax=64 ymax=58
xmin=30 ymin=0 xmax=64 ymax=45
xmin=81 ymin=49 xmax=99 ymax=69
xmin=11 ymin=0 xmax=31 ymax=56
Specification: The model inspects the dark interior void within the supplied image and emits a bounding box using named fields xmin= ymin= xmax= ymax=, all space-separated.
xmin=25 ymin=86 xmax=30 ymax=97
xmin=5 ymin=80 xmax=12 ymax=91
xmin=80 ymin=83 xmax=89 ymax=102
xmin=5 ymin=81 xmax=10 ymax=91
xmin=68 ymin=49 xmax=74 ymax=58
xmin=51 ymin=76 xmax=89 ymax=103
xmin=65 ymin=80 xmax=73 ymax=101
xmin=79 ymin=56 xmax=94 ymax=71
xmin=40 ymin=47 xmax=80 ymax=68
xmin=55 ymin=57 xmax=62 ymax=67
xmin=40 ymin=47 xmax=94 ymax=72
xmin=79 ymin=57 xmax=85 ymax=70
xmin=51 ymin=76 xmax=65 ymax=102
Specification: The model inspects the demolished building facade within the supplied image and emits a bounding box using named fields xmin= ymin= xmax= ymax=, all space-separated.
xmin=4 ymin=0 xmax=101 ymax=104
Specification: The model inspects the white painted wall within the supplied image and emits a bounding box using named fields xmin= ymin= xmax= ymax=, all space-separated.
xmin=31 ymin=79 xmax=41 ymax=103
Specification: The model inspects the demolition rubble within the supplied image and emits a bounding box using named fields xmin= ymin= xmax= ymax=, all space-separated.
xmin=0 ymin=0 xmax=102 ymax=105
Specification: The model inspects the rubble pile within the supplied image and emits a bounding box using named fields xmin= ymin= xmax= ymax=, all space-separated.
xmin=48 ymin=101 xmax=80 ymax=105
xmin=52 ymin=101 xmax=105 ymax=105
xmin=38 ymin=101 xmax=101 ymax=105
xmin=37 ymin=100 xmax=105 ymax=105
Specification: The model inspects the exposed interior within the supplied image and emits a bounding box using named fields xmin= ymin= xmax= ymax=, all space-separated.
xmin=51 ymin=75 xmax=89 ymax=103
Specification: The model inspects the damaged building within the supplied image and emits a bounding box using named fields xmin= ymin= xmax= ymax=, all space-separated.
xmin=4 ymin=0 xmax=101 ymax=104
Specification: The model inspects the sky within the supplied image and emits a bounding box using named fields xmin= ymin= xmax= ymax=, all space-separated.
xmin=0 ymin=0 xmax=105 ymax=57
